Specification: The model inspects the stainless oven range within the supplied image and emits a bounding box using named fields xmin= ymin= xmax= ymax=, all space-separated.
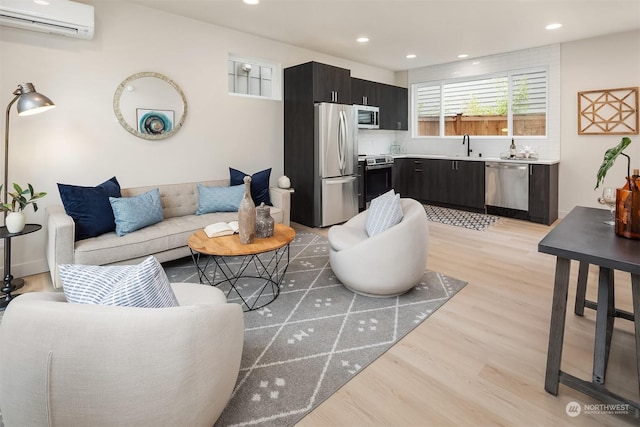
xmin=361 ymin=155 xmax=394 ymax=204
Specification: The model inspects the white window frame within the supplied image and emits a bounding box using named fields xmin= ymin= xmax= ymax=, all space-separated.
xmin=412 ymin=66 xmax=548 ymax=139
xmin=228 ymin=55 xmax=282 ymax=101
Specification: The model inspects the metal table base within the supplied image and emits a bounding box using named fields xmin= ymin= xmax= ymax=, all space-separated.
xmin=190 ymin=244 xmax=290 ymax=312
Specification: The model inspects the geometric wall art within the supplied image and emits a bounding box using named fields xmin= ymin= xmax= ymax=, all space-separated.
xmin=578 ymin=87 xmax=638 ymax=135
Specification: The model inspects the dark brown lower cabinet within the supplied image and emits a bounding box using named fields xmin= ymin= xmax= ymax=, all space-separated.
xmin=422 ymin=159 xmax=485 ymax=211
xmin=529 ymin=163 xmax=559 ymax=225
xmin=394 ymin=157 xmax=557 ymax=224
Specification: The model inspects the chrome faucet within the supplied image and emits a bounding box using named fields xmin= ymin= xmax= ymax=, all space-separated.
xmin=462 ymin=134 xmax=472 ymax=156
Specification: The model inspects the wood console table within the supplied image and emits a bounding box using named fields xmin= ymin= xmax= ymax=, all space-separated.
xmin=538 ymin=206 xmax=640 ymax=416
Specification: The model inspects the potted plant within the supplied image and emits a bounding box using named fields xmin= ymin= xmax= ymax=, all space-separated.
xmin=594 ymin=137 xmax=639 ymax=239
xmin=0 ymin=183 xmax=47 ymax=233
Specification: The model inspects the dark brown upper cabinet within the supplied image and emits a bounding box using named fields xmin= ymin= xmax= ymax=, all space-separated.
xmin=351 ymin=77 xmax=380 ymax=106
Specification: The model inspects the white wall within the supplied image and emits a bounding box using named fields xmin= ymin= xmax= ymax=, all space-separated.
xmin=560 ymin=30 xmax=640 ymax=216
xmin=0 ymin=0 xmax=395 ymax=278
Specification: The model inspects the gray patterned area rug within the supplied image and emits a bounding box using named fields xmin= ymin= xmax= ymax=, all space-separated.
xmin=424 ymin=204 xmax=501 ymax=231
xmin=163 ymin=232 xmax=466 ymax=427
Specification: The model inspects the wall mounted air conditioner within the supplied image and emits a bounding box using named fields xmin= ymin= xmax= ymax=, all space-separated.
xmin=0 ymin=0 xmax=94 ymax=40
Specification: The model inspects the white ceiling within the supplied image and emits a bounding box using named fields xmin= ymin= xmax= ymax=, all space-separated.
xmin=128 ymin=0 xmax=640 ymax=71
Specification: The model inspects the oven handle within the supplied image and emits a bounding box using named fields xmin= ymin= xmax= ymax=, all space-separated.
xmin=365 ymin=164 xmax=393 ymax=170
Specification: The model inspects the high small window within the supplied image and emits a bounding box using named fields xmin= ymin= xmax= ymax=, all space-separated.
xmin=414 ymin=68 xmax=547 ymax=137
xmin=228 ymin=56 xmax=281 ymax=100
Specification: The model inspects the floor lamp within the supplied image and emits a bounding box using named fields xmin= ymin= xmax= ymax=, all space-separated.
xmin=2 ymin=83 xmax=55 ymax=306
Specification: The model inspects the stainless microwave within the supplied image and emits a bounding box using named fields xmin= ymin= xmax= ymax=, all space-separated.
xmin=356 ymin=105 xmax=379 ymax=129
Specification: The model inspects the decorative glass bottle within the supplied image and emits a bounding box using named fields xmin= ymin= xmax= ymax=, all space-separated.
xmin=255 ymin=202 xmax=274 ymax=238
xmin=238 ymin=176 xmax=255 ymax=244
xmin=615 ymin=168 xmax=640 ymax=240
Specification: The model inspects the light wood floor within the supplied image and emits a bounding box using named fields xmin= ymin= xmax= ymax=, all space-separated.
xmin=294 ymin=218 xmax=638 ymax=426
xmin=19 ymin=217 xmax=638 ymax=426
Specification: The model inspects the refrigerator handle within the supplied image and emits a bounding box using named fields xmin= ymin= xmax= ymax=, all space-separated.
xmin=338 ymin=110 xmax=346 ymax=173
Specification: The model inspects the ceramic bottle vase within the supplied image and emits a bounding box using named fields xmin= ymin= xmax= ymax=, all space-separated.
xmin=255 ymin=202 xmax=274 ymax=238
xmin=238 ymin=176 xmax=256 ymax=244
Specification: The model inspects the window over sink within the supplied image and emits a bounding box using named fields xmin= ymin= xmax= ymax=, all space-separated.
xmin=413 ymin=68 xmax=547 ymax=138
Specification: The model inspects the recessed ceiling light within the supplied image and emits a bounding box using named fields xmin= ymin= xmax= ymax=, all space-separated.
xmin=243 ymin=0 xmax=259 ymax=5
xmin=457 ymin=54 xmax=468 ymax=59
xmin=357 ymin=37 xmax=369 ymax=43
xmin=33 ymin=0 xmax=50 ymax=4
xmin=406 ymin=54 xmax=416 ymax=59
xmin=545 ymin=23 xmax=562 ymax=30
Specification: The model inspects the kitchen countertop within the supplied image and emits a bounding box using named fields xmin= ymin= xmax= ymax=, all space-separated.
xmin=390 ymin=154 xmax=559 ymax=165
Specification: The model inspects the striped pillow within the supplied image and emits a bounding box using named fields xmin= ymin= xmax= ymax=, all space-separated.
xmin=365 ymin=190 xmax=404 ymax=237
xmin=60 ymin=256 xmax=179 ymax=308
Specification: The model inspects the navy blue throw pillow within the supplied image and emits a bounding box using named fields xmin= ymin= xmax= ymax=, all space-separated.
xmin=58 ymin=177 xmax=122 ymax=241
xmin=229 ymin=167 xmax=272 ymax=206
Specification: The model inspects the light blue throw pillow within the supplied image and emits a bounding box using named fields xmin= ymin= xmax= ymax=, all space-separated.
xmin=60 ymin=256 xmax=178 ymax=308
xmin=109 ymin=188 xmax=163 ymax=237
xmin=365 ymin=190 xmax=404 ymax=237
xmin=196 ymin=184 xmax=245 ymax=214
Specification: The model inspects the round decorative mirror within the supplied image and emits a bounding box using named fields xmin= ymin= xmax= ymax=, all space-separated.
xmin=113 ymin=72 xmax=188 ymax=140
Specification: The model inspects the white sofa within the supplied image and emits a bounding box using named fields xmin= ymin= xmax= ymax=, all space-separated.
xmin=0 ymin=283 xmax=244 ymax=426
xmin=46 ymin=179 xmax=291 ymax=288
xmin=328 ymin=198 xmax=429 ymax=297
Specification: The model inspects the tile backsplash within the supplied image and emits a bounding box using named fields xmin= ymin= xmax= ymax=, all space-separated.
xmin=357 ymin=129 xmax=397 ymax=155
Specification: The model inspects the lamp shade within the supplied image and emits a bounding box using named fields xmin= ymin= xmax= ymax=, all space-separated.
xmin=15 ymin=83 xmax=55 ymax=116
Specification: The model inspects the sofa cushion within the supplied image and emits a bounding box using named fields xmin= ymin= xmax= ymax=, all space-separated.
xmin=229 ymin=167 xmax=272 ymax=206
xmin=196 ymin=184 xmax=244 ymax=214
xmin=110 ymin=188 xmax=164 ymax=237
xmin=58 ymin=177 xmax=121 ymax=241
xmin=365 ymin=190 xmax=403 ymax=237
xmin=60 ymin=256 xmax=178 ymax=308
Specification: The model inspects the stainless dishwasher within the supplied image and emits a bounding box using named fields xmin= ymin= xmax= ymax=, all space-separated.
xmin=485 ymin=162 xmax=529 ymax=212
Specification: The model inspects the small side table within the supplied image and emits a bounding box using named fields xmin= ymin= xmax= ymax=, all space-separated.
xmin=0 ymin=223 xmax=42 ymax=308
xmin=188 ymin=224 xmax=295 ymax=311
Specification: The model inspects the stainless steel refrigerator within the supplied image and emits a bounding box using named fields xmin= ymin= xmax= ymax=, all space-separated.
xmin=314 ymin=102 xmax=358 ymax=227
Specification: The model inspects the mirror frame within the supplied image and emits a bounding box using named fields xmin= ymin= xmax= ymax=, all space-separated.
xmin=113 ymin=71 xmax=188 ymax=140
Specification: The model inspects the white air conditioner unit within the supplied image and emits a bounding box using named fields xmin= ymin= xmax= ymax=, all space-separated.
xmin=0 ymin=0 xmax=94 ymax=40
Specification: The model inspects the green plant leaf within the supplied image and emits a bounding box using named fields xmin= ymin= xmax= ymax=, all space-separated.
xmin=595 ymin=137 xmax=632 ymax=189
xmin=0 ymin=183 xmax=47 ymax=212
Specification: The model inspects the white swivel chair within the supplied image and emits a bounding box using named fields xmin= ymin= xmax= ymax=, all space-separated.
xmin=0 ymin=283 xmax=244 ymax=427
xmin=328 ymin=198 xmax=429 ymax=297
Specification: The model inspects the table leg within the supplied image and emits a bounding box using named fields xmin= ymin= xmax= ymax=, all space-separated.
xmin=545 ymin=257 xmax=571 ymax=395
xmin=0 ymin=237 xmax=15 ymax=308
xmin=574 ymin=261 xmax=589 ymax=316
xmin=631 ymin=274 xmax=640 ymax=401
xmin=593 ymin=267 xmax=615 ymax=385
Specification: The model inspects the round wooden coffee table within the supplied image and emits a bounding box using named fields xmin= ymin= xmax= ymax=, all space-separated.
xmin=188 ymin=223 xmax=296 ymax=311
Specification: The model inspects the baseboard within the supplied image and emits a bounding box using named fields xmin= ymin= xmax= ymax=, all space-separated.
xmin=0 ymin=255 xmax=49 ymax=280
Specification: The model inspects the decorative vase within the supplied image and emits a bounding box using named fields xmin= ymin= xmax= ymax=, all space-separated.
xmin=5 ymin=211 xmax=26 ymax=233
xmin=255 ymin=202 xmax=274 ymax=238
xmin=277 ymin=175 xmax=291 ymax=189
xmin=615 ymin=175 xmax=640 ymax=240
xmin=238 ymin=176 xmax=256 ymax=244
